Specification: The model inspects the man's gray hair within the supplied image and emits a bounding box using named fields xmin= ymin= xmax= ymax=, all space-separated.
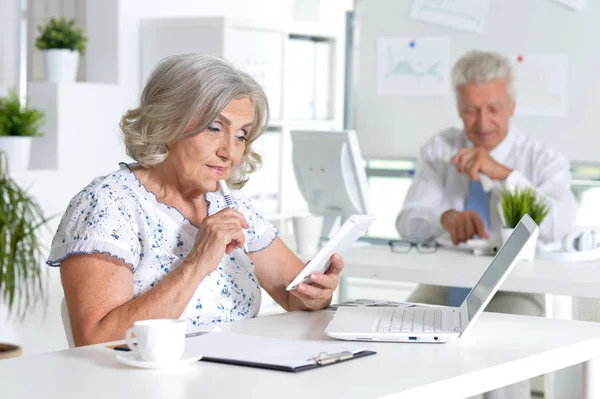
xmin=120 ymin=53 xmax=269 ymax=189
xmin=451 ymin=50 xmax=516 ymax=101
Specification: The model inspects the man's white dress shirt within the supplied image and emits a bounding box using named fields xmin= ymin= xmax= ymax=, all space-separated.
xmin=396 ymin=126 xmax=577 ymax=243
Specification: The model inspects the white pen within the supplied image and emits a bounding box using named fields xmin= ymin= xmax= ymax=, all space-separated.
xmin=478 ymin=174 xmax=493 ymax=193
xmin=218 ymin=180 xmax=249 ymax=252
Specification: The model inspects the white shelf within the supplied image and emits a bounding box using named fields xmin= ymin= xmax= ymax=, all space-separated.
xmin=26 ymin=82 xmax=126 ymax=171
xmin=287 ymin=22 xmax=339 ymax=39
xmin=282 ymin=119 xmax=340 ymax=130
xmin=140 ymin=16 xmax=344 ymax=130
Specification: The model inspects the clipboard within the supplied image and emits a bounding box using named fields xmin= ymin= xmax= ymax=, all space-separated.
xmin=199 ymin=348 xmax=376 ymax=372
xmin=110 ymin=331 xmax=376 ymax=372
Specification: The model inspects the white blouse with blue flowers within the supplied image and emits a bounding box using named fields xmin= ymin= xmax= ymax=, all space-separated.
xmin=47 ymin=163 xmax=278 ymax=330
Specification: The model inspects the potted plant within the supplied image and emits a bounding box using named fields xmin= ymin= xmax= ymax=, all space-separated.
xmin=0 ymin=152 xmax=48 ymax=359
xmin=35 ymin=17 xmax=87 ymax=83
xmin=499 ymin=186 xmax=551 ymax=261
xmin=0 ymin=90 xmax=44 ymax=171
xmin=0 ymin=89 xmax=45 ymax=172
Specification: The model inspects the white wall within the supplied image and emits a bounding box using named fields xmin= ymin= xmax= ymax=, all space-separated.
xmin=0 ymin=0 xmax=20 ymax=96
xmin=86 ymin=0 xmax=351 ymax=106
xmin=354 ymin=0 xmax=600 ymax=163
xmin=86 ymin=0 xmax=296 ymax=100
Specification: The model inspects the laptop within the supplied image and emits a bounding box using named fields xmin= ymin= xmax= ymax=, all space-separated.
xmin=325 ymin=214 xmax=538 ymax=343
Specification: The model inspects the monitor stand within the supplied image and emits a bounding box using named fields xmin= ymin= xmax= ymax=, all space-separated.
xmin=320 ymin=214 xmax=341 ymax=242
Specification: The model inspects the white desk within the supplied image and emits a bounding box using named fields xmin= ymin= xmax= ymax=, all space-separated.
xmin=308 ymin=243 xmax=600 ymax=398
xmin=2 ymin=311 xmax=600 ymax=399
xmin=334 ymin=245 xmax=600 ymax=299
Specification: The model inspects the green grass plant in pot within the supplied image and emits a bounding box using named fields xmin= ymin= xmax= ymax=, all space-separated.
xmin=36 ymin=17 xmax=87 ymax=83
xmin=0 ymin=89 xmax=45 ymax=172
xmin=0 ymin=152 xmax=48 ymax=359
xmin=500 ymin=186 xmax=550 ymax=261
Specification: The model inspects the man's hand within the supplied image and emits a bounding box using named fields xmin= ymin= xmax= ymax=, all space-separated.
xmin=452 ymin=147 xmax=512 ymax=181
xmin=441 ymin=210 xmax=489 ymax=245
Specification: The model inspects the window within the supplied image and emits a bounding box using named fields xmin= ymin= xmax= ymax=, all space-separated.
xmin=572 ymin=165 xmax=600 ymax=228
xmin=365 ymin=159 xmax=415 ymax=239
xmin=365 ymin=160 xmax=600 ymax=237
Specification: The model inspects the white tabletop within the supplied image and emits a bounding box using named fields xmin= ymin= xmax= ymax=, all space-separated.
xmin=333 ymin=244 xmax=600 ymax=299
xmin=3 ymin=310 xmax=600 ymax=399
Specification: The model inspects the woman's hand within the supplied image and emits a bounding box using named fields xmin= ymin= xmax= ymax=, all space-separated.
xmin=290 ymin=254 xmax=344 ymax=310
xmin=186 ymin=208 xmax=248 ymax=274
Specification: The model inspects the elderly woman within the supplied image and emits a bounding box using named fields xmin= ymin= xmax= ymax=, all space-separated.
xmin=48 ymin=53 xmax=344 ymax=346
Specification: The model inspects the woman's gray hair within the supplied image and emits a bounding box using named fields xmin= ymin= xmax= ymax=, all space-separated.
xmin=120 ymin=53 xmax=269 ymax=189
xmin=451 ymin=50 xmax=516 ymax=102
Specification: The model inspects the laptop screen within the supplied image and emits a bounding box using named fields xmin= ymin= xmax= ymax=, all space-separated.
xmin=463 ymin=219 xmax=534 ymax=322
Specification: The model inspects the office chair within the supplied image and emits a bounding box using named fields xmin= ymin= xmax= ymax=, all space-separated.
xmin=61 ymin=298 xmax=75 ymax=348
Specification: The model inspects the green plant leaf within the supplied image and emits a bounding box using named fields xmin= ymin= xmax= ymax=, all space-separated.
xmin=0 ymin=152 xmax=50 ymax=319
xmin=500 ymin=186 xmax=551 ymax=228
xmin=35 ymin=17 xmax=87 ymax=54
xmin=0 ymin=89 xmax=45 ymax=137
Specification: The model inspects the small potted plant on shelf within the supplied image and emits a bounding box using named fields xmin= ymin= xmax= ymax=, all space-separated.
xmin=0 ymin=152 xmax=49 ymax=359
xmin=500 ymin=186 xmax=550 ymax=261
xmin=35 ymin=17 xmax=87 ymax=83
xmin=0 ymin=89 xmax=45 ymax=172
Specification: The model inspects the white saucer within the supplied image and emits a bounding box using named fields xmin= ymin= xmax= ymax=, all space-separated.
xmin=116 ymin=352 xmax=203 ymax=369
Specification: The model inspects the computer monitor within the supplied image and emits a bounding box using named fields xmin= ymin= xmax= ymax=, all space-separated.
xmin=291 ymin=130 xmax=373 ymax=239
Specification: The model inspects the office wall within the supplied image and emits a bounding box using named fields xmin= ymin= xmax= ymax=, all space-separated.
xmin=354 ymin=0 xmax=600 ymax=163
xmin=0 ymin=0 xmax=20 ymax=96
xmin=86 ymin=0 xmax=351 ymax=106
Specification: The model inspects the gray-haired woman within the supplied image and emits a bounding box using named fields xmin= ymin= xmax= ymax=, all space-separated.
xmin=48 ymin=53 xmax=344 ymax=346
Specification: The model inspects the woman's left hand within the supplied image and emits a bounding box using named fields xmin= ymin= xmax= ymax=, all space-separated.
xmin=290 ymin=253 xmax=344 ymax=310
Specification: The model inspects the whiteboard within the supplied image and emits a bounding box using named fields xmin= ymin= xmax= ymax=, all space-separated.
xmin=354 ymin=0 xmax=600 ymax=163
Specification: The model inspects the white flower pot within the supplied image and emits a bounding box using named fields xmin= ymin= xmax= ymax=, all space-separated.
xmin=0 ymin=136 xmax=33 ymax=172
xmin=44 ymin=49 xmax=79 ymax=83
xmin=501 ymin=226 xmax=539 ymax=262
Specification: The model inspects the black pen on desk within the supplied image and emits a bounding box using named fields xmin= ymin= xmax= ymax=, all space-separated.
xmin=218 ymin=179 xmax=249 ymax=252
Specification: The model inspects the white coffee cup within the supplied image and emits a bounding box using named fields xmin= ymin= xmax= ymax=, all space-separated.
xmin=125 ymin=319 xmax=187 ymax=363
xmin=293 ymin=215 xmax=324 ymax=255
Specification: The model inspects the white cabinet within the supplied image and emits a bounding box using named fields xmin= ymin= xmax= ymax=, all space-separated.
xmin=240 ymin=128 xmax=283 ymax=214
xmin=140 ymin=17 xmax=343 ymax=127
xmin=284 ymin=37 xmax=315 ymax=120
xmin=313 ymin=40 xmax=332 ymax=120
xmin=141 ymin=18 xmax=284 ymax=121
xmin=225 ymin=28 xmax=283 ymax=121
xmin=284 ymin=36 xmax=333 ymax=121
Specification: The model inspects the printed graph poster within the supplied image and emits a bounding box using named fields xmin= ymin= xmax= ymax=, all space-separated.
xmin=511 ymin=54 xmax=569 ymax=117
xmin=411 ymin=0 xmax=491 ymax=33
xmin=377 ymin=37 xmax=450 ymax=96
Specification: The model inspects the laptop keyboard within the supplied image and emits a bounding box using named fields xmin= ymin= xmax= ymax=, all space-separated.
xmin=376 ymin=308 xmax=442 ymax=333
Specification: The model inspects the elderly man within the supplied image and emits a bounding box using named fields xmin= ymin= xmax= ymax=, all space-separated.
xmin=396 ymin=50 xmax=577 ymax=399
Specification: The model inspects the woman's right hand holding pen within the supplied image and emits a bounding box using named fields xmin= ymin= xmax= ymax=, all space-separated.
xmin=185 ymin=208 xmax=249 ymax=275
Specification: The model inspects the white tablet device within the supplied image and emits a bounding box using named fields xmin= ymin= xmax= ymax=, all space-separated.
xmin=286 ymin=214 xmax=376 ymax=291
